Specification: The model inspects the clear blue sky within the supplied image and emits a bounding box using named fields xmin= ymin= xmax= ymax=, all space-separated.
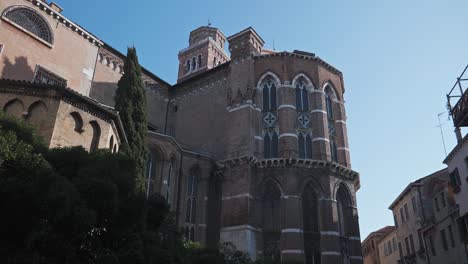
xmin=60 ymin=0 xmax=468 ymax=239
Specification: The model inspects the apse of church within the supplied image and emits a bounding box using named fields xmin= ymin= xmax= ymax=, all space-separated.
xmin=0 ymin=0 xmax=363 ymax=262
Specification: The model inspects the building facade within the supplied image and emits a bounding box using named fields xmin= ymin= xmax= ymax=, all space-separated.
xmin=362 ymin=226 xmax=395 ymax=264
xmin=0 ymin=1 xmax=363 ymax=263
xmin=377 ymin=229 xmax=399 ymax=264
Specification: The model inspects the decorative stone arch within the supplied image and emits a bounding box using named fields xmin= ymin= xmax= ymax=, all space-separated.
xmin=256 ymin=71 xmax=282 ymax=90
xmin=332 ymin=181 xmax=355 ymax=207
xmin=300 ymin=177 xmax=326 ymax=200
xmin=89 ymin=120 xmax=101 ymax=152
xmin=69 ymin=112 xmax=84 ymax=133
xmin=26 ymin=100 xmax=47 ymax=130
xmin=3 ymin=98 xmax=24 ymax=118
xmin=2 ymin=5 xmax=54 ymax=44
xmin=322 ymin=80 xmax=341 ymax=101
xmin=292 ymin=73 xmax=316 ymax=91
xmin=258 ymin=176 xmax=285 ymax=197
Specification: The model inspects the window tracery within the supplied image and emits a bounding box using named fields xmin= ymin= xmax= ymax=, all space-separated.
xmin=325 ymin=86 xmax=338 ymax=162
xmin=3 ymin=7 xmax=53 ymax=44
xmin=261 ymin=76 xmax=279 ymax=158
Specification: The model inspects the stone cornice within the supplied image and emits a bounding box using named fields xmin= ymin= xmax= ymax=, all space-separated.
xmin=0 ymin=79 xmax=127 ymax=143
xmin=24 ymin=0 xmax=103 ymax=47
xmin=219 ymin=156 xmax=359 ymax=182
xmin=254 ymin=51 xmax=345 ymax=93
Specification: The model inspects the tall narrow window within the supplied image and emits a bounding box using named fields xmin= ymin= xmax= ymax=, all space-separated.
xmin=325 ymin=86 xmax=338 ymax=162
xmin=295 ymin=77 xmax=309 ymax=112
xmin=441 ymin=229 xmax=448 ymax=251
xmin=262 ymin=76 xmax=278 ymax=158
xmin=400 ymin=208 xmax=405 ymax=223
xmin=197 ymin=55 xmax=202 ymax=68
xmin=409 ymin=234 xmax=415 ymax=254
xmin=164 ymin=160 xmax=174 ymax=204
xmin=262 ymin=181 xmax=281 ymax=262
xmin=298 ymin=133 xmax=312 ymax=159
xmin=428 ymin=235 xmax=436 ymax=256
xmin=186 ymin=60 xmax=190 ymax=72
xmin=191 ymin=57 xmax=196 ymax=71
xmin=89 ymin=121 xmax=101 ymax=152
xmin=434 ymin=197 xmax=440 ymax=212
xmin=404 ymin=204 xmax=409 ymax=219
xmin=411 ymin=196 xmax=418 ymax=214
xmin=185 ymin=175 xmax=198 ymax=224
xmin=303 ymin=186 xmax=320 ymax=264
xmin=448 ymin=225 xmax=455 ymax=247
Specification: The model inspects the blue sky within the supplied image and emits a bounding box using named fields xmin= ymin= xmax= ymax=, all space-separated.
xmin=60 ymin=0 xmax=468 ymax=239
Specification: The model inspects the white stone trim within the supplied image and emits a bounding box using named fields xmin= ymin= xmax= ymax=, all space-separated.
xmin=282 ymin=195 xmax=301 ymax=199
xmin=321 ymin=231 xmax=340 ymax=236
xmin=227 ymin=104 xmax=260 ymax=113
xmin=281 ymin=250 xmax=304 ymax=254
xmin=350 ymin=256 xmax=363 ymax=260
xmin=335 ymin=120 xmax=346 ymax=125
xmin=254 ymin=136 xmax=263 ymax=141
xmin=279 ymin=133 xmax=298 ymax=139
xmin=348 ymin=236 xmax=361 ymax=241
xmin=310 ymin=109 xmax=327 ymax=114
xmin=278 ymin=104 xmax=296 ymax=110
xmin=311 ymin=90 xmax=325 ymax=95
xmin=222 ymin=193 xmax=254 ymax=201
xmin=312 ymin=137 xmax=329 ymax=142
xmin=322 ymin=251 xmax=341 ymax=256
xmin=337 ymin=147 xmax=350 ymax=152
xmin=282 ymin=228 xmax=303 ymax=233
xmin=220 ymin=225 xmax=262 ymax=232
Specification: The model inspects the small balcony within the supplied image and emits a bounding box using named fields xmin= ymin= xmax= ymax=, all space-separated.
xmin=448 ymin=65 xmax=468 ymax=127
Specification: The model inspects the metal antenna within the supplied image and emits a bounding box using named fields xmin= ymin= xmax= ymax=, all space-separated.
xmin=208 ymin=18 xmax=212 ymax=27
xmin=437 ymin=112 xmax=448 ymax=156
xmin=273 ymin=38 xmax=276 ymax=51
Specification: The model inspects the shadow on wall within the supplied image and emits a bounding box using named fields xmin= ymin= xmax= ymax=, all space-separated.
xmin=2 ymin=56 xmax=34 ymax=81
xmin=90 ymin=81 xmax=118 ymax=107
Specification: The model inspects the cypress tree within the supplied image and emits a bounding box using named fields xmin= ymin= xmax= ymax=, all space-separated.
xmin=115 ymin=47 xmax=148 ymax=192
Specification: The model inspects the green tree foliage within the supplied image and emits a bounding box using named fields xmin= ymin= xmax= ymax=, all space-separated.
xmin=0 ymin=113 xmax=176 ymax=264
xmin=114 ymin=47 xmax=148 ymax=192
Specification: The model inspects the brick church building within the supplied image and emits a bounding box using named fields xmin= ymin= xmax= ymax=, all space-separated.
xmin=0 ymin=0 xmax=363 ymax=263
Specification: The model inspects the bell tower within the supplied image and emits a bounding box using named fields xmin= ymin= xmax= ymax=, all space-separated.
xmin=177 ymin=26 xmax=229 ymax=82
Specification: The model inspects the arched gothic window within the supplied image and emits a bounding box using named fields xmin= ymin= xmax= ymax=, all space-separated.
xmin=295 ymin=77 xmax=309 ymax=112
xmin=262 ymin=181 xmax=281 ymax=261
xmin=262 ymin=77 xmax=277 ymax=112
xmin=325 ymin=86 xmax=338 ymax=162
xmin=186 ymin=60 xmax=190 ymax=72
xmin=261 ymin=75 xmax=279 ymax=159
xmin=70 ymin=112 xmax=84 ymax=133
xmin=185 ymin=174 xmax=198 ymax=224
xmin=197 ymin=55 xmax=202 ymax=68
xmin=303 ymin=187 xmax=321 ymax=264
xmin=3 ymin=7 xmax=53 ymax=44
xmin=298 ymin=132 xmax=312 ymax=159
xmin=146 ymin=152 xmax=155 ymax=197
xmin=336 ymin=185 xmax=353 ymax=264
xmin=191 ymin=57 xmax=196 ymax=71
xmin=264 ymin=131 xmax=279 ymax=159
xmin=164 ymin=160 xmax=174 ymax=203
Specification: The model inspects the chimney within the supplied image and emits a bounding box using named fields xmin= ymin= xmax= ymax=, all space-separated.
xmin=49 ymin=2 xmax=63 ymax=13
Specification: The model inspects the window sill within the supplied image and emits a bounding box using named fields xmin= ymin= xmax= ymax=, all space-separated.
xmin=2 ymin=16 xmax=53 ymax=49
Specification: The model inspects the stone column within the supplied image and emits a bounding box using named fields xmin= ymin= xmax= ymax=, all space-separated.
xmin=277 ymin=82 xmax=298 ymax=158
xmin=310 ymin=90 xmax=329 ymax=161
xmin=280 ymin=195 xmax=305 ymax=263
xmin=334 ymin=101 xmax=351 ymax=167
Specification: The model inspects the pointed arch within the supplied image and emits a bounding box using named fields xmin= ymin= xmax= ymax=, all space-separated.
xmin=89 ymin=121 xmax=101 ymax=152
xmin=257 ymin=71 xmax=281 ymax=89
xmin=70 ymin=112 xmax=84 ymax=133
xmin=2 ymin=5 xmax=54 ymax=44
xmin=335 ymin=183 xmax=353 ymax=238
xmin=26 ymin=100 xmax=47 ymax=130
xmin=292 ymin=73 xmax=315 ymax=91
xmin=322 ymin=81 xmax=340 ymax=101
xmin=3 ymin=98 xmax=24 ymax=118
